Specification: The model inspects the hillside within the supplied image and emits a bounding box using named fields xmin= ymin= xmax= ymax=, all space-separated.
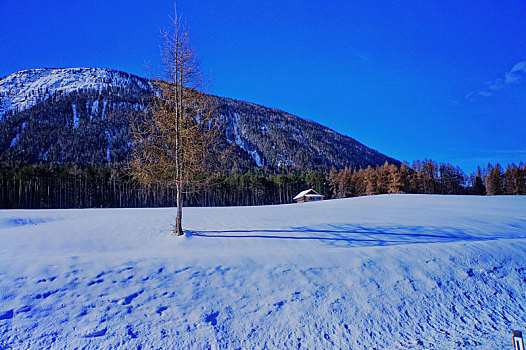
xmin=0 ymin=195 xmax=525 ymax=348
xmin=0 ymin=68 xmax=399 ymax=170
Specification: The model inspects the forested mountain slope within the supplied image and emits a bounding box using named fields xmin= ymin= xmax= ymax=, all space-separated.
xmin=0 ymin=68 xmax=399 ymax=170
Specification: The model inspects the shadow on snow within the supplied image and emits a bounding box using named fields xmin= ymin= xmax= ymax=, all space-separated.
xmin=187 ymin=223 xmax=526 ymax=248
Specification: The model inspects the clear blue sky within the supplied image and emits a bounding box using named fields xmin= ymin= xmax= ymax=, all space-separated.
xmin=1 ymin=0 xmax=525 ymax=173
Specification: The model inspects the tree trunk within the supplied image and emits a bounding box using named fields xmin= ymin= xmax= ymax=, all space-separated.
xmin=175 ymin=183 xmax=184 ymax=235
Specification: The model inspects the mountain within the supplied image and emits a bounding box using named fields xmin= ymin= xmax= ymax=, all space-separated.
xmin=0 ymin=67 xmax=399 ymax=170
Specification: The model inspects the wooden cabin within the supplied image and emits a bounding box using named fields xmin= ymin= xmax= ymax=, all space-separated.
xmin=293 ymin=189 xmax=324 ymax=203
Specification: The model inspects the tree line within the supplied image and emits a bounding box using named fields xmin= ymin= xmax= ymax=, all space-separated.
xmin=329 ymin=160 xmax=526 ymax=197
xmin=1 ymin=160 xmax=524 ymax=209
xmin=0 ymin=163 xmax=329 ymax=209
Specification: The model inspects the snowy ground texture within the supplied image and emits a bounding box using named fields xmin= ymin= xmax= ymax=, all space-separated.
xmin=1 ymin=195 xmax=525 ymax=349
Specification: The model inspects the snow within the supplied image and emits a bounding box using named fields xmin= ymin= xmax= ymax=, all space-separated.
xmin=9 ymin=122 xmax=26 ymax=147
xmin=293 ymin=188 xmax=319 ymax=200
xmin=277 ymin=153 xmax=296 ymax=168
xmin=229 ymin=112 xmax=264 ymax=166
xmin=232 ymin=112 xmax=243 ymax=147
xmin=248 ymin=149 xmax=263 ymax=167
xmin=101 ymin=100 xmax=107 ymax=121
xmin=0 ymin=68 xmax=151 ymax=119
xmin=9 ymin=133 xmax=19 ymax=147
xmin=0 ymin=195 xmax=525 ymax=349
xmin=90 ymin=100 xmax=99 ymax=122
xmin=72 ymin=103 xmax=79 ymax=129
xmin=105 ymin=130 xmax=112 ymax=162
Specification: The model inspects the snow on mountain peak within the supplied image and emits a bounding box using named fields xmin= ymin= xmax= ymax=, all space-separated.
xmin=0 ymin=67 xmax=151 ymax=120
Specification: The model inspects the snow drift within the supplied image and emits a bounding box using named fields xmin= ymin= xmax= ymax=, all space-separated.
xmin=0 ymin=194 xmax=525 ymax=349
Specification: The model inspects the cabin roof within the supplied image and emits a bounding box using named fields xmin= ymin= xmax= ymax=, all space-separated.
xmin=293 ymin=188 xmax=321 ymax=200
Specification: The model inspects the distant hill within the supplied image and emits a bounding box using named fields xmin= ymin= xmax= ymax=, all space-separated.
xmin=0 ymin=68 xmax=399 ymax=170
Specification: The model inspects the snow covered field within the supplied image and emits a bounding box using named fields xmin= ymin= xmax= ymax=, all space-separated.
xmin=0 ymin=195 xmax=525 ymax=349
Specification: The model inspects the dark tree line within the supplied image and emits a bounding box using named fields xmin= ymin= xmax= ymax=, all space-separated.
xmin=0 ymin=163 xmax=165 ymax=209
xmin=482 ymin=162 xmax=526 ymax=195
xmin=1 ymin=160 xmax=524 ymax=209
xmin=0 ymin=163 xmax=331 ymax=209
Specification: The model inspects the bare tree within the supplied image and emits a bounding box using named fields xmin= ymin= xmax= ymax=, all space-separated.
xmin=130 ymin=14 xmax=217 ymax=235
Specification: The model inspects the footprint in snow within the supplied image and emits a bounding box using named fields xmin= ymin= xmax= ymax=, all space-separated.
xmin=117 ymin=291 xmax=142 ymax=305
xmin=35 ymin=290 xmax=58 ymax=299
xmin=0 ymin=310 xmax=14 ymax=320
xmin=84 ymin=327 xmax=107 ymax=338
xmin=274 ymin=301 xmax=285 ymax=309
xmin=78 ymin=309 xmax=88 ymax=317
xmin=36 ymin=276 xmax=56 ymax=283
xmin=156 ymin=306 xmax=168 ymax=315
xmin=205 ymin=311 xmax=219 ymax=326
xmin=126 ymin=325 xmax=138 ymax=338
xmin=87 ymin=278 xmax=104 ymax=286
xmin=17 ymin=306 xmax=31 ymax=313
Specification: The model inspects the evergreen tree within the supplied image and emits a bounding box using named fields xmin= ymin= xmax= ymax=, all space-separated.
xmin=473 ymin=167 xmax=486 ymax=195
xmin=486 ymin=163 xmax=504 ymax=195
xmin=503 ymin=164 xmax=517 ymax=195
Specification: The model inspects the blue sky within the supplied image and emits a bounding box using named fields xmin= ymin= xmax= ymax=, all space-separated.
xmin=1 ymin=0 xmax=525 ymax=173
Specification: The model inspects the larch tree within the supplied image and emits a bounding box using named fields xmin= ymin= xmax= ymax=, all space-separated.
xmin=130 ymin=14 xmax=217 ymax=235
xmin=485 ymin=163 xmax=504 ymax=195
xmin=388 ymin=163 xmax=403 ymax=194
